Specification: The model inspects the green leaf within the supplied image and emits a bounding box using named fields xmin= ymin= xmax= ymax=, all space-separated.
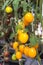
xmin=8 ymin=0 xmax=13 ymax=5
xmin=30 ymin=34 xmax=39 ymax=46
xmin=21 ymin=1 xmax=28 ymax=13
xmin=15 ymin=24 xmax=23 ymax=33
xmin=2 ymin=0 xmax=13 ymax=10
xmin=0 ymin=31 xmax=4 ymax=37
xmin=2 ymin=0 xmax=10 ymax=10
xmin=12 ymin=0 xmax=21 ymax=11
xmin=9 ymin=32 xmax=15 ymax=39
xmin=24 ymin=28 xmax=28 ymax=33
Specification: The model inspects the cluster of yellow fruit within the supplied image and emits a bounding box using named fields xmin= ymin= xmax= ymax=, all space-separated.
xmin=5 ymin=6 xmax=38 ymax=61
xmin=5 ymin=6 xmax=34 ymax=27
xmin=12 ymin=30 xmax=37 ymax=60
xmin=12 ymin=41 xmax=37 ymax=60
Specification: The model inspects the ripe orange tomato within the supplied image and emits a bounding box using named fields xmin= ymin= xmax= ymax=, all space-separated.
xmin=24 ymin=46 xmax=29 ymax=57
xmin=13 ymin=42 xmax=19 ymax=50
xmin=19 ymin=45 xmax=25 ymax=53
xmin=16 ymin=51 xmax=22 ymax=59
xmin=28 ymin=47 xmax=37 ymax=58
xmin=23 ymin=12 xmax=34 ymax=23
xmin=18 ymin=32 xmax=29 ymax=43
xmin=23 ymin=20 xmax=29 ymax=26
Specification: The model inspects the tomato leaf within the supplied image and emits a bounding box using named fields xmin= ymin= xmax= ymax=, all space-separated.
xmin=2 ymin=0 xmax=13 ymax=10
xmin=12 ymin=0 xmax=21 ymax=11
xmin=30 ymin=34 xmax=39 ymax=46
xmin=9 ymin=32 xmax=15 ymax=39
xmin=21 ymin=0 xmax=28 ymax=13
xmin=15 ymin=24 xmax=23 ymax=33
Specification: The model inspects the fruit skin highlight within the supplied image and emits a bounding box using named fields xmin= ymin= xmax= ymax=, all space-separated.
xmin=24 ymin=46 xmax=29 ymax=57
xmin=19 ymin=45 xmax=25 ymax=53
xmin=16 ymin=51 xmax=22 ymax=59
xmin=23 ymin=12 xmax=34 ymax=23
xmin=18 ymin=32 xmax=29 ymax=43
xmin=13 ymin=42 xmax=19 ymax=50
xmin=28 ymin=47 xmax=37 ymax=58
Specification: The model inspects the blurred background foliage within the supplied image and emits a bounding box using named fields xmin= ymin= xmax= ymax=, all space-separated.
xmin=0 ymin=0 xmax=42 ymax=42
xmin=0 ymin=0 xmax=43 ymax=61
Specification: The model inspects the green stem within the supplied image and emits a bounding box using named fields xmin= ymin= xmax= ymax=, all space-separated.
xmin=36 ymin=0 xmax=38 ymax=15
xmin=35 ymin=0 xmax=39 ymax=20
xmin=14 ymin=11 xmax=18 ymax=23
xmin=42 ymin=0 xmax=43 ymax=28
xmin=40 ymin=0 xmax=42 ymax=15
xmin=40 ymin=0 xmax=42 ymax=25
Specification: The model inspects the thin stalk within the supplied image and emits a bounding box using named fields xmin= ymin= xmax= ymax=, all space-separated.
xmin=15 ymin=11 xmax=18 ymax=21
xmin=34 ymin=0 xmax=39 ymax=22
xmin=35 ymin=0 xmax=38 ymax=15
xmin=39 ymin=0 xmax=42 ymax=24
xmin=40 ymin=0 xmax=42 ymax=16
xmin=41 ymin=0 xmax=43 ymax=28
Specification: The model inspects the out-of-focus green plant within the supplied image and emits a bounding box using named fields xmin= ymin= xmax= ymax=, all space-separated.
xmin=2 ymin=0 xmax=34 ymax=18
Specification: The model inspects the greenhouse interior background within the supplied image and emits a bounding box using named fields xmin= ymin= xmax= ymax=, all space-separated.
xmin=0 ymin=0 xmax=43 ymax=65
